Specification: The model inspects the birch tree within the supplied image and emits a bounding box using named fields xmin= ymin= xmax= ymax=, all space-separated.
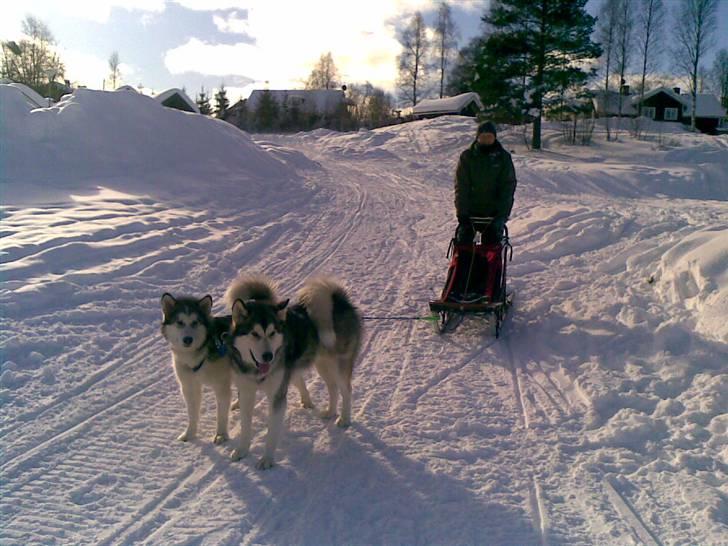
xmin=396 ymin=12 xmax=429 ymax=106
xmin=433 ymin=2 xmax=459 ymax=98
xmin=596 ymin=0 xmax=621 ymax=140
xmin=108 ymin=51 xmax=121 ymax=89
xmin=674 ymin=0 xmax=719 ymax=131
xmin=306 ymin=52 xmax=340 ymax=90
xmin=614 ymin=0 xmax=633 ymax=139
xmin=635 ymin=0 xmax=665 ymax=115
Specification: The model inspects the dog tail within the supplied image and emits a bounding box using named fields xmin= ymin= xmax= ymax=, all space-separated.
xmin=298 ymin=277 xmax=354 ymax=350
xmin=225 ymin=274 xmax=278 ymax=308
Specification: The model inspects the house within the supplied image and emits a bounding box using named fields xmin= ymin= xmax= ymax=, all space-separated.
xmin=223 ymin=99 xmax=248 ymax=128
xmin=591 ymin=86 xmax=727 ymax=134
xmin=591 ymin=89 xmax=638 ymax=117
xmin=246 ymin=89 xmax=348 ymax=116
xmin=406 ymin=92 xmax=484 ymax=120
xmin=154 ymin=88 xmax=199 ymax=114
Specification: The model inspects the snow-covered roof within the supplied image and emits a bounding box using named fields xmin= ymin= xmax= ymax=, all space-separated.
xmin=591 ymin=90 xmax=638 ymax=116
xmin=1 ymin=82 xmax=47 ymax=108
xmin=411 ymin=92 xmax=483 ymax=116
xmin=115 ymin=85 xmax=138 ymax=93
xmin=246 ymin=89 xmax=345 ymax=115
xmin=154 ymin=88 xmax=199 ymax=114
xmin=631 ymin=87 xmax=727 ymax=118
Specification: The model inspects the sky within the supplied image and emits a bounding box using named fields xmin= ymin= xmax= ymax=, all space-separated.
xmin=1 ymin=0 xmax=727 ymax=103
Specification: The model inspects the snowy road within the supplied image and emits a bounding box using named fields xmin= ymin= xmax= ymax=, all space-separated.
xmin=2 ymin=109 xmax=727 ymax=545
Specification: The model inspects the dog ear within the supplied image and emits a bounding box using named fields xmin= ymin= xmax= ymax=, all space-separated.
xmin=276 ymin=299 xmax=289 ymax=312
xmin=232 ymin=298 xmax=248 ymax=324
xmin=198 ymin=295 xmax=213 ymax=316
xmin=161 ymin=293 xmax=176 ymax=319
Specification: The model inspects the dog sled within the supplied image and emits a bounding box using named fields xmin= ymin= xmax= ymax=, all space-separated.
xmin=429 ymin=217 xmax=514 ymax=336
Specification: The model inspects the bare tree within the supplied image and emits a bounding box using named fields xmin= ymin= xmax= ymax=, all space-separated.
xmin=108 ymin=51 xmax=121 ymax=90
xmin=674 ymin=0 xmax=719 ymax=131
xmin=1 ymin=15 xmax=64 ymax=98
xmin=635 ymin=0 xmax=665 ymax=115
xmin=396 ymin=12 xmax=429 ymax=106
xmin=614 ymin=0 xmax=633 ymax=139
xmin=596 ymin=0 xmax=621 ymax=140
xmin=433 ymin=2 xmax=459 ymax=98
xmin=306 ymin=52 xmax=339 ymax=89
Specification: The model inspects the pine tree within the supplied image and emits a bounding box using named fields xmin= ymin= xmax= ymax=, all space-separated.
xmin=196 ymin=86 xmax=212 ymax=115
xmin=214 ymin=83 xmax=229 ymax=118
xmin=255 ymin=89 xmax=279 ymax=131
xmin=477 ymin=0 xmax=601 ymax=149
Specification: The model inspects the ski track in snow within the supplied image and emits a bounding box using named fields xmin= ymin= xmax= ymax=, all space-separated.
xmin=2 ymin=112 xmax=727 ymax=545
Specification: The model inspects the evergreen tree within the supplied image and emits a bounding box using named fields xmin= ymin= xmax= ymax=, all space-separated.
xmin=445 ymin=37 xmax=484 ymax=96
xmin=255 ymin=89 xmax=279 ymax=131
xmin=214 ymin=83 xmax=229 ymax=118
xmin=711 ymin=49 xmax=728 ymax=108
xmin=196 ymin=86 xmax=212 ymax=115
xmin=477 ymin=0 xmax=601 ymax=149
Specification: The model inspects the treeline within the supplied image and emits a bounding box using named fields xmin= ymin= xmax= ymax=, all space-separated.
xmin=441 ymin=0 xmax=725 ymax=147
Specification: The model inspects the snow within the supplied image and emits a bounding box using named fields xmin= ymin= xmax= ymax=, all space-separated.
xmin=1 ymin=85 xmax=727 ymax=545
xmin=410 ymin=92 xmax=484 ymax=116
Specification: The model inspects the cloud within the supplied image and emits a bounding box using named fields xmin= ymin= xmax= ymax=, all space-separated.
xmin=162 ymin=1 xmax=451 ymax=93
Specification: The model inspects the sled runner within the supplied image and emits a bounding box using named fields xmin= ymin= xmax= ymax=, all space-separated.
xmin=429 ymin=217 xmax=514 ymax=336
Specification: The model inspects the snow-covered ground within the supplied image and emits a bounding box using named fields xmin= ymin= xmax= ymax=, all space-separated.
xmin=1 ymin=86 xmax=727 ymax=545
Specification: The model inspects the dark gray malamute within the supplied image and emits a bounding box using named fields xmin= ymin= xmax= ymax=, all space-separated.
xmin=225 ymin=274 xmax=362 ymax=469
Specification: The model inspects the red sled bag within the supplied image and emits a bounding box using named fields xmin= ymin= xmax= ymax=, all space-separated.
xmin=440 ymin=241 xmax=504 ymax=304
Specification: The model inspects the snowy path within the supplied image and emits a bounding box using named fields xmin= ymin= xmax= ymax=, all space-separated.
xmin=2 ymin=116 xmax=727 ymax=545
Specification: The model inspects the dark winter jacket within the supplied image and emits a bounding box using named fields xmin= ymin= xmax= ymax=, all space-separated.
xmin=454 ymin=140 xmax=517 ymax=222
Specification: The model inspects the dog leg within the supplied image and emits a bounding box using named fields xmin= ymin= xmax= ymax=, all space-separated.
xmin=231 ymin=382 xmax=256 ymax=461
xmin=212 ymin=384 xmax=231 ymax=444
xmin=258 ymin=393 xmax=286 ymax=470
xmin=178 ymin=381 xmax=202 ymax=441
xmin=292 ymin=373 xmax=314 ymax=409
xmin=335 ymin=370 xmax=352 ymax=428
xmin=315 ymin=356 xmax=338 ymax=419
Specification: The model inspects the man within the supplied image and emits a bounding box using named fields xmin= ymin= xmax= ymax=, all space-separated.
xmin=454 ymin=121 xmax=517 ymax=244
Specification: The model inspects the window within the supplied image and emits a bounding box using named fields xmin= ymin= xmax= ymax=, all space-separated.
xmin=664 ymin=107 xmax=678 ymax=121
xmin=642 ymin=106 xmax=656 ymax=119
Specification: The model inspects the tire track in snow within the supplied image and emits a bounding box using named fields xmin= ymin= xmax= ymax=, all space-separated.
xmin=529 ymin=477 xmax=550 ymax=546
xmin=604 ymin=476 xmax=662 ymax=546
xmin=0 ymin=371 xmax=172 ymax=489
xmin=0 ymin=334 xmax=161 ymax=442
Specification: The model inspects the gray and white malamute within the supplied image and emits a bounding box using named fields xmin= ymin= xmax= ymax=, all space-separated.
xmin=160 ymin=293 xmax=232 ymax=444
xmin=225 ymin=274 xmax=362 ymax=469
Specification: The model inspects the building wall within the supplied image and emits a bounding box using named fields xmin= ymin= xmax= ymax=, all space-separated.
xmin=639 ymin=93 xmax=684 ymax=122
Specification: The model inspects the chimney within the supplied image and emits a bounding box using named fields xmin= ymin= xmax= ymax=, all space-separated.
xmin=620 ymin=84 xmax=630 ymax=95
xmin=673 ymin=87 xmax=680 ymax=95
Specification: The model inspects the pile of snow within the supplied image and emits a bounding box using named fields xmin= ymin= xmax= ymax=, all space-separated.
xmin=0 ymin=85 xmax=302 ymax=205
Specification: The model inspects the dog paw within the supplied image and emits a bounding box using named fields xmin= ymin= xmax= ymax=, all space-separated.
xmin=231 ymin=399 xmax=240 ymax=411
xmin=177 ymin=431 xmax=194 ymax=442
xmin=335 ymin=416 xmax=351 ymax=428
xmin=318 ymin=409 xmax=336 ymax=420
xmin=213 ymin=433 xmax=228 ymax=445
xmin=231 ymin=448 xmax=248 ymax=461
xmin=300 ymin=398 xmax=315 ymax=409
xmin=256 ymin=456 xmax=275 ymax=470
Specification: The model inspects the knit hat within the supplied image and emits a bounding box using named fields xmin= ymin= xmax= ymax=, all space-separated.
xmin=477 ymin=121 xmax=497 ymax=136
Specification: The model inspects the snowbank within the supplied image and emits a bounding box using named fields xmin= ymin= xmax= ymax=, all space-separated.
xmin=0 ymin=85 xmax=299 ymax=205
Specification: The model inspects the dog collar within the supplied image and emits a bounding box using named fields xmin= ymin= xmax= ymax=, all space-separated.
xmin=191 ymin=358 xmax=206 ymax=373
